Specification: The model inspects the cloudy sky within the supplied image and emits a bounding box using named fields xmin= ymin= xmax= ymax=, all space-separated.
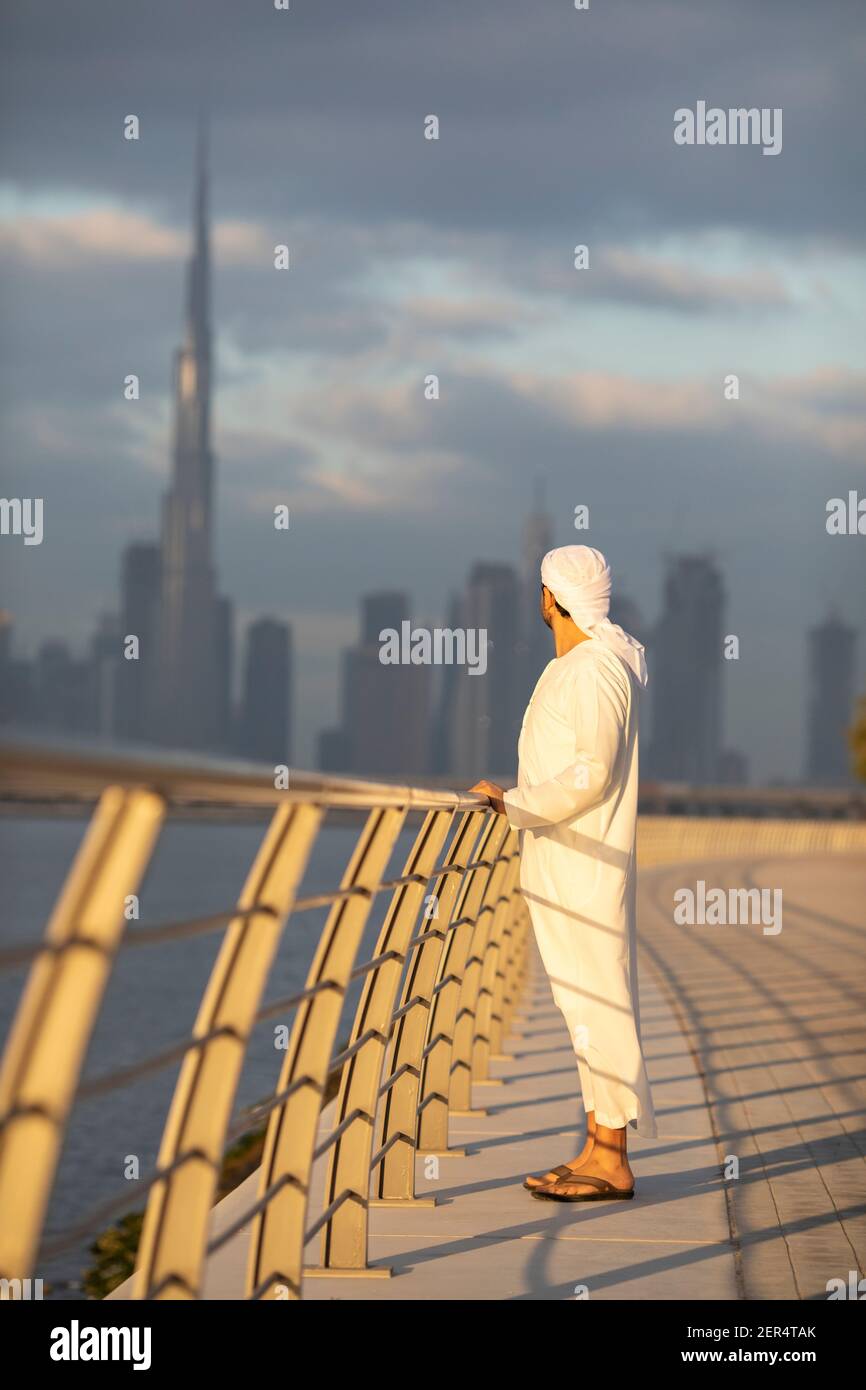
xmin=1 ymin=0 xmax=864 ymax=776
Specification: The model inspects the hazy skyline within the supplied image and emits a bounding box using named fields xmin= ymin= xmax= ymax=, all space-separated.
xmin=1 ymin=0 xmax=864 ymax=776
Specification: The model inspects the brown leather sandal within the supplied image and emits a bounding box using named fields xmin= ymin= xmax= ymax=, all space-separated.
xmin=531 ymin=1173 xmax=635 ymax=1202
xmin=523 ymin=1163 xmax=579 ymax=1191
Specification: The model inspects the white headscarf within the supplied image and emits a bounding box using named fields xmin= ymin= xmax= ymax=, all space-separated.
xmin=540 ymin=544 xmax=648 ymax=687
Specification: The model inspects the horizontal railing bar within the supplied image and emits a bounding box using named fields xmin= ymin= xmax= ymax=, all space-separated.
xmin=348 ymin=948 xmax=404 ymax=981
xmin=369 ymin=1129 xmax=411 ymax=1171
xmin=0 ymin=937 xmax=104 ymax=972
xmin=406 ymin=915 xmax=472 ymax=951
xmin=254 ymin=978 xmax=342 ymax=1025
xmin=291 ymin=885 xmax=372 ymax=911
xmin=221 ymin=1074 xmax=320 ymax=1146
xmin=9 ymin=977 xmax=344 ymax=1117
xmin=7 ymin=1021 xmax=244 ymax=1114
xmin=311 ymin=1107 xmax=369 ymax=1163
xmin=206 ymin=1172 xmax=306 ymax=1259
xmin=122 ymin=907 xmax=276 ymax=948
xmin=390 ymin=995 xmax=426 ymax=1025
xmin=0 ymin=736 xmax=494 ymax=812
xmin=40 ymin=1073 xmax=320 ymax=1259
xmin=303 ymin=1188 xmax=356 ymax=1245
xmin=40 ymin=1142 xmax=218 ymax=1259
xmin=430 ymin=973 xmax=459 ymax=999
xmin=20 ymin=889 xmax=517 ymax=1122
xmin=420 ymin=1030 xmax=452 ymax=1061
xmin=56 ymin=981 xmax=340 ymax=1107
xmin=0 ymin=909 xmax=276 ymax=972
xmin=377 ymin=1061 xmax=420 ymax=1099
xmin=330 ymin=1028 xmax=388 ymax=1073
xmin=0 ymin=869 xmax=518 ymax=976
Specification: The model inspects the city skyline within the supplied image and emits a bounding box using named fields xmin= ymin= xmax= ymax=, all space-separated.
xmin=1 ymin=0 xmax=864 ymax=779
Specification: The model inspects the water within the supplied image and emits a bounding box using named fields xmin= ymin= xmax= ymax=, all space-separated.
xmin=0 ymin=813 xmax=420 ymax=1297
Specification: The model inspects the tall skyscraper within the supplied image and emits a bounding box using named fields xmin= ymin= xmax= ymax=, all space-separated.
xmin=238 ymin=617 xmax=292 ymax=764
xmin=154 ymin=124 xmax=222 ymax=750
xmin=214 ymin=594 xmax=234 ymax=750
xmin=430 ymin=591 xmax=462 ymax=775
xmin=451 ymin=562 xmax=521 ymax=781
xmin=90 ymin=612 xmax=121 ymax=740
xmin=0 ymin=611 xmax=34 ymax=728
xmin=360 ymin=593 xmax=406 ymax=646
xmin=318 ymin=649 xmax=356 ymax=773
xmin=521 ymin=482 xmax=554 ymax=701
xmin=647 ymin=555 xmax=725 ymax=783
xmin=323 ymin=593 xmax=431 ymax=777
xmin=805 ymin=615 xmax=857 ymax=785
xmin=116 ymin=542 xmax=161 ymax=743
xmin=34 ymin=641 xmax=93 ymax=736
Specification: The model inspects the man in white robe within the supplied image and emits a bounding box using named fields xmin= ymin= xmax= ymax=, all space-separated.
xmin=471 ymin=544 xmax=656 ymax=1201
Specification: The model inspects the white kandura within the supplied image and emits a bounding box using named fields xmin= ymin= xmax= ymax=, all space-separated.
xmin=504 ymin=564 xmax=656 ymax=1136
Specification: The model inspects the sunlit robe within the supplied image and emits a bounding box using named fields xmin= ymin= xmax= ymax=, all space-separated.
xmin=504 ymin=638 xmax=656 ymax=1135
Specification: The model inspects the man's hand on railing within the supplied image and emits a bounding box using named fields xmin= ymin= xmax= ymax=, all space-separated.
xmin=469 ymin=780 xmax=506 ymax=815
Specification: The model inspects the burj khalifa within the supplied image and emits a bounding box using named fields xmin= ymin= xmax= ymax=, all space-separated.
xmin=153 ymin=123 xmax=223 ymax=750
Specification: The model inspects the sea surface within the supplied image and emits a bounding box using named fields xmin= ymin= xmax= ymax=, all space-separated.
xmin=0 ymin=814 xmax=420 ymax=1297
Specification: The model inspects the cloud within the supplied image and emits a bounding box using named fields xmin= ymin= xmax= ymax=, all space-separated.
xmin=2 ymin=0 xmax=865 ymax=245
xmin=505 ymin=369 xmax=718 ymax=433
xmin=0 ymin=204 xmax=186 ymax=264
xmin=758 ymin=368 xmax=866 ymax=459
xmin=290 ymin=363 xmax=866 ymax=464
xmin=401 ymin=295 xmax=539 ymax=337
xmin=0 ymin=198 xmax=269 ymax=268
xmin=592 ymin=249 xmax=792 ymax=312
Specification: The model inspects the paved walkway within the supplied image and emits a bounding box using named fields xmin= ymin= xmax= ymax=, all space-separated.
xmin=112 ymin=852 xmax=866 ymax=1301
xmin=638 ymin=852 xmax=866 ymax=1300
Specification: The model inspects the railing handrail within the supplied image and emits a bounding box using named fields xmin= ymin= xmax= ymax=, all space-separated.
xmin=2 ymin=736 xmax=862 ymax=818
xmin=639 ymin=781 xmax=865 ymax=815
xmin=0 ymin=735 xmax=490 ymax=812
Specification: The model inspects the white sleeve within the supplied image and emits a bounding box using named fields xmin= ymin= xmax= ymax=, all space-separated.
xmin=503 ymin=661 xmax=625 ymax=830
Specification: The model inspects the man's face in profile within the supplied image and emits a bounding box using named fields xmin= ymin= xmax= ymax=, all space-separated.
xmin=540 ymin=583 xmax=553 ymax=630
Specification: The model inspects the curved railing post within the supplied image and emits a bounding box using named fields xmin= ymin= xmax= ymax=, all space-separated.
xmin=375 ymin=810 xmax=488 ymax=1202
xmin=499 ymin=895 xmax=531 ymax=1042
xmin=245 ymin=806 xmax=406 ymax=1301
xmin=448 ymin=829 xmax=515 ymax=1112
xmin=0 ymin=786 xmax=164 ymax=1282
xmin=488 ymin=863 xmax=525 ymax=1058
xmin=313 ymin=808 xmax=454 ymax=1275
xmin=132 ymin=801 xmax=323 ymax=1300
xmin=416 ymin=816 xmax=510 ymax=1153
xmin=471 ymin=842 xmax=521 ymax=1082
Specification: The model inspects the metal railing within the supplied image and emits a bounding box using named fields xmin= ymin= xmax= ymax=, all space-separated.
xmin=637 ymin=782 xmax=866 ymax=820
xmin=0 ymin=741 xmax=529 ymax=1299
xmin=636 ymin=814 xmax=866 ymax=866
